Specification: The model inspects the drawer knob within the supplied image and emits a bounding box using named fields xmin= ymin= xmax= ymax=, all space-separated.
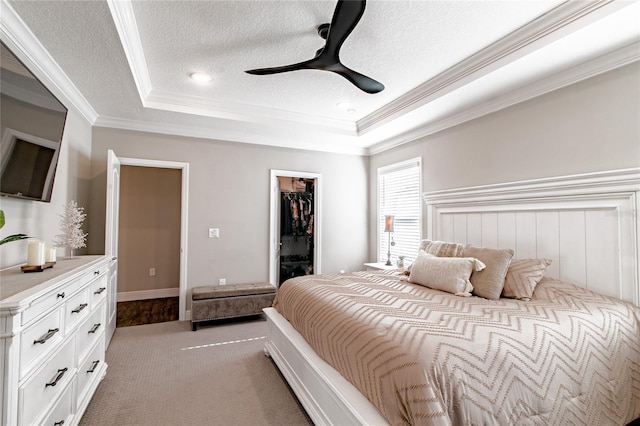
xmin=94 ymin=270 xmax=100 ymax=275
xmin=71 ymin=303 xmax=88 ymax=314
xmin=57 ymin=292 xmax=65 ymax=299
xmin=87 ymin=360 xmax=100 ymax=373
xmin=88 ymin=323 xmax=102 ymax=334
xmin=94 ymin=287 xmax=106 ymax=295
xmin=45 ymin=367 xmax=68 ymax=387
xmin=33 ymin=328 xmax=59 ymax=345
xmin=54 ymin=421 xmax=65 ymax=426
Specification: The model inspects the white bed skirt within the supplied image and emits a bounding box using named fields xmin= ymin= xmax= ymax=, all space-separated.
xmin=263 ymin=307 xmax=388 ymax=426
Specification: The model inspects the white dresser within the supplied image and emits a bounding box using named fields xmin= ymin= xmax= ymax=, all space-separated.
xmin=0 ymin=255 xmax=109 ymax=426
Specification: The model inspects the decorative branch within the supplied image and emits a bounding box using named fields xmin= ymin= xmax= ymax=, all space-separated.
xmin=53 ymin=201 xmax=88 ymax=254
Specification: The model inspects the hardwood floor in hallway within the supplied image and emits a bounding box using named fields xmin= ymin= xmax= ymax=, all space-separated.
xmin=116 ymin=297 xmax=178 ymax=327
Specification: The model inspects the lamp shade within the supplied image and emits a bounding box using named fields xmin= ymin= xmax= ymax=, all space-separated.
xmin=384 ymin=215 xmax=395 ymax=233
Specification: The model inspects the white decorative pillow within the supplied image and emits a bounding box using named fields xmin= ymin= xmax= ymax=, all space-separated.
xmin=502 ymin=259 xmax=552 ymax=300
xmin=408 ymin=252 xmax=485 ymax=297
xmin=419 ymin=239 xmax=465 ymax=257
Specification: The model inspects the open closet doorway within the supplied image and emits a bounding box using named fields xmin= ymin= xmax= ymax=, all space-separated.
xmin=269 ymin=170 xmax=321 ymax=286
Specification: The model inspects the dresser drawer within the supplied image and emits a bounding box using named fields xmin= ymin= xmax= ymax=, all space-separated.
xmin=88 ymin=263 xmax=108 ymax=281
xmin=90 ymin=273 xmax=108 ymax=308
xmin=21 ymin=286 xmax=69 ymax=327
xmin=65 ymin=288 xmax=91 ymax=334
xmin=21 ymin=263 xmax=107 ymax=327
xmin=76 ymin=304 xmax=105 ymax=363
xmin=76 ymin=337 xmax=106 ymax=410
xmin=38 ymin=380 xmax=74 ymax=426
xmin=20 ymin=306 xmax=64 ymax=379
xmin=19 ymin=337 xmax=75 ymax=426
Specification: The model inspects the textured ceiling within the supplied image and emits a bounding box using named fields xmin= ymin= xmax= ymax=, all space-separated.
xmin=3 ymin=0 xmax=639 ymax=155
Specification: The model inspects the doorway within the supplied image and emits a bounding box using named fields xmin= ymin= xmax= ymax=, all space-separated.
xmin=269 ymin=170 xmax=321 ymax=286
xmin=106 ymin=151 xmax=190 ymax=326
xmin=116 ymin=165 xmax=181 ymax=326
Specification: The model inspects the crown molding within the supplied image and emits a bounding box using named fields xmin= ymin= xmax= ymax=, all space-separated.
xmin=93 ymin=115 xmax=367 ymax=156
xmin=358 ymin=0 xmax=622 ymax=135
xmin=366 ymin=42 xmax=639 ymax=156
xmin=106 ymin=0 xmax=152 ymax=99
xmin=0 ymin=0 xmax=98 ymax=124
xmin=96 ymin=40 xmax=639 ymax=158
xmin=144 ymin=89 xmax=358 ymax=135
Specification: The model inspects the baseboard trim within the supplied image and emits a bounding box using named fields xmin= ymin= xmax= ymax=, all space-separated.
xmin=117 ymin=288 xmax=180 ymax=302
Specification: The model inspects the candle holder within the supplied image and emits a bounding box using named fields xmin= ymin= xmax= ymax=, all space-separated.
xmin=22 ymin=239 xmax=55 ymax=272
xmin=21 ymin=262 xmax=55 ymax=273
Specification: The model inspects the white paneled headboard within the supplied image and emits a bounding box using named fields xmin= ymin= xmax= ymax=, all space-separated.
xmin=423 ymin=169 xmax=640 ymax=306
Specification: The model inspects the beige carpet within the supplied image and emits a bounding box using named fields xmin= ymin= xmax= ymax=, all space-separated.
xmin=80 ymin=318 xmax=312 ymax=426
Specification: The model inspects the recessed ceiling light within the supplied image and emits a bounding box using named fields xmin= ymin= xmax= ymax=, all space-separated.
xmin=189 ymin=72 xmax=212 ymax=82
xmin=336 ymin=102 xmax=356 ymax=114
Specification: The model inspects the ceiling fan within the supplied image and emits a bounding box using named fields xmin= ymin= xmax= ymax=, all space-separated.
xmin=245 ymin=0 xmax=384 ymax=94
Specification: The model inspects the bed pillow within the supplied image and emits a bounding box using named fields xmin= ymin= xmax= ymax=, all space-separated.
xmin=502 ymin=258 xmax=552 ymax=300
xmin=463 ymin=245 xmax=514 ymax=300
xmin=408 ymin=252 xmax=485 ymax=297
xmin=419 ymin=239 xmax=465 ymax=257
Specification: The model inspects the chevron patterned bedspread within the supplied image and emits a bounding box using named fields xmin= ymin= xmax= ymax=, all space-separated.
xmin=273 ymin=271 xmax=640 ymax=425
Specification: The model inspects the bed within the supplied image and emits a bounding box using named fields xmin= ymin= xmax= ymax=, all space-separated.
xmin=264 ymin=168 xmax=640 ymax=425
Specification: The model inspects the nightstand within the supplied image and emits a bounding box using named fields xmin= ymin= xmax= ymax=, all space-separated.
xmin=364 ymin=262 xmax=400 ymax=271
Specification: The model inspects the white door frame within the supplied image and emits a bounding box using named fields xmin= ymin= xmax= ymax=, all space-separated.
xmin=269 ymin=170 xmax=322 ymax=286
xmin=105 ymin=150 xmax=120 ymax=347
xmin=120 ymin=157 xmax=190 ymax=321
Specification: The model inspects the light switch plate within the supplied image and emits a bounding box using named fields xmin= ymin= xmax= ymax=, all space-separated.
xmin=208 ymin=228 xmax=220 ymax=238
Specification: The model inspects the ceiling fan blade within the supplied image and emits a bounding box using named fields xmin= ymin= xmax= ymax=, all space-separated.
xmin=244 ymin=0 xmax=384 ymax=93
xmin=245 ymin=60 xmax=311 ymax=75
xmin=329 ymin=63 xmax=384 ymax=94
xmin=323 ymin=0 xmax=366 ymax=59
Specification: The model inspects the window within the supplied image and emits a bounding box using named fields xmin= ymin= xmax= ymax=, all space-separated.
xmin=378 ymin=158 xmax=422 ymax=265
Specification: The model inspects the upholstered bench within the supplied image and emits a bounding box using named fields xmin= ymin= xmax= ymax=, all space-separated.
xmin=191 ymin=282 xmax=276 ymax=331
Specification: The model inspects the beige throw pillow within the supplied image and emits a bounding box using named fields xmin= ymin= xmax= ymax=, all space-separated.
xmin=419 ymin=239 xmax=465 ymax=258
xmin=463 ymin=245 xmax=514 ymax=300
xmin=502 ymin=259 xmax=552 ymax=300
xmin=408 ymin=252 xmax=485 ymax=297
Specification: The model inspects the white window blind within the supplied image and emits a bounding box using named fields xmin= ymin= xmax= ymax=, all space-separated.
xmin=378 ymin=158 xmax=422 ymax=265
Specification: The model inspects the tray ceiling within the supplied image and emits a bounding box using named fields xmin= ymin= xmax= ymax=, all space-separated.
xmin=2 ymin=0 xmax=639 ymax=155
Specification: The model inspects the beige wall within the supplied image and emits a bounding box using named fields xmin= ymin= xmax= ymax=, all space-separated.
xmin=117 ymin=166 xmax=181 ymax=293
xmin=88 ymin=130 xmax=369 ymax=293
xmin=0 ymin=108 xmax=93 ymax=268
xmin=369 ymin=63 xmax=640 ymax=259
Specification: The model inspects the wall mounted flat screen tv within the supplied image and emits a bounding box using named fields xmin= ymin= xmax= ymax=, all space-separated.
xmin=0 ymin=41 xmax=67 ymax=202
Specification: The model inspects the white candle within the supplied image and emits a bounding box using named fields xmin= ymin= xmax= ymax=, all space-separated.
xmin=45 ymin=247 xmax=57 ymax=263
xmin=27 ymin=240 xmax=46 ymax=266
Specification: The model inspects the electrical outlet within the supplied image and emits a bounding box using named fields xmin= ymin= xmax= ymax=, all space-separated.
xmin=208 ymin=228 xmax=220 ymax=238
xmin=149 ymin=268 xmax=156 ymax=276
xmin=218 ymin=278 xmax=226 ymax=285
